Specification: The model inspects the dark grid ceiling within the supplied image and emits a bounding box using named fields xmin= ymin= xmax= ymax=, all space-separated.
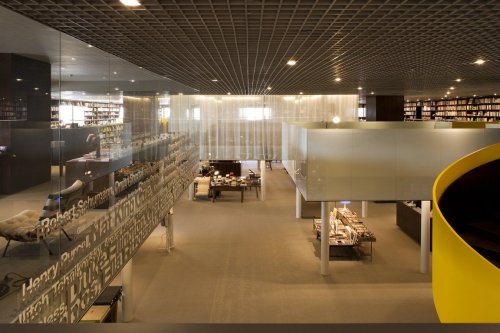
xmin=1 ymin=0 xmax=499 ymax=98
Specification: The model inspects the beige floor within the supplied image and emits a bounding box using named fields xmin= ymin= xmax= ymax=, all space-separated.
xmin=0 ymin=162 xmax=439 ymax=323
xmin=127 ymin=162 xmax=439 ymax=323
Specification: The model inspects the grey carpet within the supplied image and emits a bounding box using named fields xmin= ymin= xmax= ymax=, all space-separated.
xmin=129 ymin=162 xmax=439 ymax=323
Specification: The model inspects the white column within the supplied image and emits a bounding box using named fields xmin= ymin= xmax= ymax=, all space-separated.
xmin=295 ymin=188 xmax=302 ymax=219
xmin=168 ymin=208 xmax=174 ymax=249
xmin=420 ymin=200 xmax=431 ymax=274
xmin=188 ymin=182 xmax=194 ymax=201
xmin=259 ymin=160 xmax=266 ymax=201
xmin=109 ymin=172 xmax=115 ymax=206
xmin=320 ymin=201 xmax=330 ymax=275
xmin=121 ymin=258 xmax=133 ymax=322
xmin=362 ymin=201 xmax=368 ymax=218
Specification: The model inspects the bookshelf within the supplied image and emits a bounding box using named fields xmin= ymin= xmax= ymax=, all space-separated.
xmin=0 ymin=99 xmax=28 ymax=121
xmin=51 ymin=101 xmax=59 ymax=128
xmin=404 ymin=96 xmax=500 ymax=122
xmin=83 ymin=102 xmax=122 ymax=126
xmin=51 ymin=100 xmax=123 ymax=128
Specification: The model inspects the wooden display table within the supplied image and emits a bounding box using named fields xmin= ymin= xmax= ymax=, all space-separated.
xmin=210 ymin=184 xmax=245 ymax=203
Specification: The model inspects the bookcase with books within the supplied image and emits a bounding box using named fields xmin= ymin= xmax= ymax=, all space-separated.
xmin=0 ymin=99 xmax=28 ymax=121
xmin=404 ymin=96 xmax=500 ymax=122
xmin=83 ymin=102 xmax=122 ymax=126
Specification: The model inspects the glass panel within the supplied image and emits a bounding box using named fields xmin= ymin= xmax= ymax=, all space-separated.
xmin=0 ymin=6 xmax=199 ymax=323
xmin=299 ymin=125 xmax=500 ymax=201
xmin=0 ymin=6 xmax=62 ymax=321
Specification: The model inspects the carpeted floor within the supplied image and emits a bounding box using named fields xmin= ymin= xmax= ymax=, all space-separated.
xmin=127 ymin=161 xmax=439 ymax=323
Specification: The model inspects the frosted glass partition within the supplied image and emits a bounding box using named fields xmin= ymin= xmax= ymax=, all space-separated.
xmin=287 ymin=124 xmax=500 ymax=201
xmin=170 ymin=94 xmax=358 ymax=160
xmin=282 ymin=122 xmax=325 ymax=183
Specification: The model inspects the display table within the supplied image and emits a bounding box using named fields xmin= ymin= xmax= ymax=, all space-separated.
xmin=210 ymin=184 xmax=245 ymax=203
xmin=313 ymin=207 xmax=376 ymax=261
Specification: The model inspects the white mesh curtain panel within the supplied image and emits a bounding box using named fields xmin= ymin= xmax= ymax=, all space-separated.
xmin=169 ymin=95 xmax=358 ymax=160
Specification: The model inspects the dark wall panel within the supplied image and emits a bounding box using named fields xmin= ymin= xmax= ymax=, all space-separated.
xmin=366 ymin=95 xmax=404 ymax=121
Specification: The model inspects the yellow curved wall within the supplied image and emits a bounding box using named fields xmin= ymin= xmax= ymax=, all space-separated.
xmin=432 ymin=143 xmax=500 ymax=323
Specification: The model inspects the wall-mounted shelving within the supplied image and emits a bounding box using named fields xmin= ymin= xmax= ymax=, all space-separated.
xmin=83 ymin=102 xmax=121 ymax=126
xmin=51 ymin=100 xmax=123 ymax=128
xmin=404 ymin=96 xmax=500 ymax=122
xmin=0 ymin=99 xmax=28 ymax=121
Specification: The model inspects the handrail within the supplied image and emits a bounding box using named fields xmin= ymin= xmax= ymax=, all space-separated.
xmin=432 ymin=142 xmax=500 ymax=323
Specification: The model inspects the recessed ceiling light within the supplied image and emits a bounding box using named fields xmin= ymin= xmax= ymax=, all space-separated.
xmin=455 ymin=78 xmax=462 ymax=82
xmin=87 ymin=44 xmax=93 ymax=48
xmin=370 ymin=91 xmax=374 ymax=95
xmin=16 ymin=78 xmax=22 ymax=82
xmin=267 ymin=86 xmax=272 ymax=90
xmin=332 ymin=116 xmax=341 ymax=124
xmin=287 ymin=59 xmax=297 ymax=66
xmin=34 ymin=87 xmax=39 ymax=91
xmin=474 ymin=59 xmax=485 ymax=65
xmin=130 ymin=79 xmax=135 ymax=83
xmin=450 ymin=87 xmax=455 ymax=90
xmin=494 ymin=93 xmax=497 ymax=96
xmin=114 ymin=87 xmax=119 ymax=91
xmin=120 ymin=0 xmax=141 ymax=7
xmin=335 ymin=78 xmax=341 ymax=82
xmin=227 ymin=92 xmax=231 ymax=95
xmin=179 ymin=93 xmax=183 ymax=95
xmin=357 ymin=87 xmax=362 ymax=90
xmin=473 ymin=94 xmax=477 ymax=97
xmin=211 ymin=79 xmax=218 ymax=82
xmin=82 ymin=92 xmax=86 ymax=96
xmin=446 ymin=91 xmax=450 ymax=94
xmin=156 ymin=92 xmax=160 ymax=95
xmin=299 ymin=92 xmax=303 ymax=95
xmin=113 ymin=71 xmax=118 ymax=75
xmin=138 ymin=66 xmax=143 ymax=69
xmin=71 ymin=57 xmax=76 ymax=61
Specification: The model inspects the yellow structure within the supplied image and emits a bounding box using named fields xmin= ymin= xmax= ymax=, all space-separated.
xmin=432 ymin=142 xmax=500 ymax=322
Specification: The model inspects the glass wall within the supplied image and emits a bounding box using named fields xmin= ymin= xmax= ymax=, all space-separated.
xmin=0 ymin=6 xmax=198 ymax=323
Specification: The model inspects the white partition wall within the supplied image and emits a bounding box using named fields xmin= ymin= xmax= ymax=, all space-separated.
xmin=284 ymin=122 xmax=500 ymax=201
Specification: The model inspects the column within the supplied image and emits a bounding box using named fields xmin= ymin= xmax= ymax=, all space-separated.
xmin=121 ymin=258 xmax=133 ymax=322
xmin=420 ymin=200 xmax=431 ymax=273
xmin=320 ymin=201 xmax=330 ymax=275
xmin=259 ymin=160 xmax=266 ymax=201
xmin=295 ymin=188 xmax=302 ymax=219
xmin=188 ymin=182 xmax=194 ymax=201
xmin=362 ymin=201 xmax=368 ymax=218
xmin=168 ymin=208 xmax=174 ymax=249
xmin=108 ymin=172 xmax=115 ymax=206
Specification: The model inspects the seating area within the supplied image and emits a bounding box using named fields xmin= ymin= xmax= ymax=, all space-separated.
xmin=0 ymin=179 xmax=86 ymax=256
xmin=194 ymin=176 xmax=211 ymax=200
